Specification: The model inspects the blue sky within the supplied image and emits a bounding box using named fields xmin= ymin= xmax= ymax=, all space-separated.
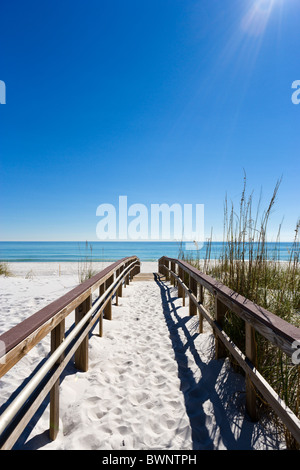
xmin=0 ymin=0 xmax=299 ymax=241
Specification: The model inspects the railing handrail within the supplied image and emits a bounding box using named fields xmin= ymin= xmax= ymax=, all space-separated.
xmin=0 ymin=256 xmax=140 ymax=449
xmin=158 ymin=255 xmax=300 ymax=445
xmin=0 ymin=259 xmax=138 ymax=438
xmin=159 ymin=256 xmax=300 ymax=356
xmin=1 ymin=255 xmax=299 ymax=448
xmin=0 ymin=256 xmax=138 ymax=361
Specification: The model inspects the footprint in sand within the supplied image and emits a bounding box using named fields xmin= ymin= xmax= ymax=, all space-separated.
xmin=129 ymin=390 xmax=150 ymax=406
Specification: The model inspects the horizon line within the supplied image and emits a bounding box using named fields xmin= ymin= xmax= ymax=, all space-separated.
xmin=0 ymin=239 xmax=296 ymax=244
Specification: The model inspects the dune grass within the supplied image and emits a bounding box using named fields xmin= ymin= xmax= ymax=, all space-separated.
xmin=179 ymin=176 xmax=300 ymax=448
xmin=0 ymin=262 xmax=11 ymax=276
xmin=77 ymin=241 xmax=97 ymax=283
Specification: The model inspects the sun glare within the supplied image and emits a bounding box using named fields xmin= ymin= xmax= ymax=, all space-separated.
xmin=255 ymin=0 xmax=276 ymax=13
xmin=241 ymin=0 xmax=277 ymax=37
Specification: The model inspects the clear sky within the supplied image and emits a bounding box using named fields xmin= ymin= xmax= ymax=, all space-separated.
xmin=0 ymin=0 xmax=299 ymax=241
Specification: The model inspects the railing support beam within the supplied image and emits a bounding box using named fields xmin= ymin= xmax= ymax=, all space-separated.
xmin=158 ymin=259 xmax=164 ymax=275
xmin=170 ymin=261 xmax=175 ymax=286
xmin=104 ymin=275 xmax=114 ymax=320
xmin=0 ymin=257 xmax=140 ymax=449
xmin=245 ymin=323 xmax=258 ymax=421
xmin=75 ymin=295 xmax=92 ymax=372
xmin=126 ymin=262 xmax=130 ymax=285
xmin=199 ymin=285 xmax=204 ymax=333
xmin=99 ymin=283 xmax=105 ymax=337
xmin=164 ymin=259 xmax=170 ymax=281
xmin=189 ymin=276 xmax=197 ymax=316
xmin=117 ymin=267 xmax=123 ymax=298
xmin=49 ymin=319 xmax=65 ymax=441
xmin=157 ymin=256 xmax=300 ymax=446
xmin=178 ymin=266 xmax=184 ymax=300
xmin=215 ymin=298 xmax=228 ymax=359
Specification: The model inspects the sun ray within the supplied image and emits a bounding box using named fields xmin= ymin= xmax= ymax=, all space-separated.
xmin=241 ymin=0 xmax=276 ymax=37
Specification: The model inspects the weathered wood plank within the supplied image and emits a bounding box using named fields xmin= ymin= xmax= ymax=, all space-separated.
xmin=162 ymin=257 xmax=300 ymax=357
xmin=0 ymin=258 xmax=139 ymax=449
xmin=213 ymin=321 xmax=300 ymax=444
xmin=0 ymin=304 xmax=102 ymax=450
xmin=0 ymin=257 xmax=139 ymax=377
xmin=103 ymin=275 xmax=114 ymax=320
xmin=159 ymin=257 xmax=300 ymax=445
xmin=199 ymin=284 xmax=204 ymax=334
xmin=117 ymin=267 xmax=123 ymax=297
xmin=215 ymin=297 xmax=228 ymax=359
xmin=245 ymin=323 xmax=258 ymax=421
xmin=177 ymin=266 xmax=184 ymax=300
xmin=189 ymin=275 xmax=197 ymax=316
xmin=49 ymin=320 xmax=65 ymax=440
xmin=0 ymin=257 xmax=137 ymax=357
xmin=75 ymin=295 xmax=92 ymax=372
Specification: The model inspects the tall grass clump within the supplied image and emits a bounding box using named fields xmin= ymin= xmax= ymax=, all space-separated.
xmin=180 ymin=175 xmax=300 ymax=448
xmin=77 ymin=241 xmax=97 ymax=283
xmin=0 ymin=262 xmax=11 ymax=276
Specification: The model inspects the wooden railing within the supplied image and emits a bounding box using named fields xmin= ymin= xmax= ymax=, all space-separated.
xmin=0 ymin=256 xmax=140 ymax=450
xmin=158 ymin=256 xmax=300 ymax=445
xmin=1 ymin=253 xmax=299 ymax=449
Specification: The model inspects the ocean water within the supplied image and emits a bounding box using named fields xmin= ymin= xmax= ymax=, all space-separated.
xmin=0 ymin=241 xmax=296 ymax=262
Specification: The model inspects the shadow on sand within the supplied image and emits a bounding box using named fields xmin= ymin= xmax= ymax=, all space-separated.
xmin=154 ymin=273 xmax=282 ymax=450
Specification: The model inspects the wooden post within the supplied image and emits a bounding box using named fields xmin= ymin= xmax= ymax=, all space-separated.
xmin=164 ymin=259 xmax=169 ymax=281
xmin=75 ymin=294 xmax=92 ymax=372
xmin=126 ymin=262 xmax=130 ymax=286
xmin=245 ymin=323 xmax=258 ymax=421
xmin=49 ymin=320 xmax=65 ymax=440
xmin=131 ymin=260 xmax=138 ymax=279
xmin=117 ymin=266 xmax=123 ymax=298
xmin=182 ymin=267 xmax=186 ymax=307
xmin=99 ymin=283 xmax=105 ymax=337
xmin=159 ymin=259 xmax=164 ymax=276
xmin=174 ymin=263 xmax=178 ymax=287
xmin=215 ymin=297 xmax=228 ymax=359
xmin=104 ymin=275 xmax=114 ymax=320
xmin=170 ymin=261 xmax=175 ymax=286
xmin=178 ymin=266 xmax=183 ymax=299
xmin=115 ymin=269 xmax=119 ymax=305
xmin=135 ymin=262 xmax=140 ymax=276
xmin=189 ymin=275 xmax=197 ymax=316
xmin=199 ymin=284 xmax=204 ymax=334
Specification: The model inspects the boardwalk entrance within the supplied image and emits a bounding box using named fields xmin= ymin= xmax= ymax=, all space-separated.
xmin=132 ymin=272 xmax=155 ymax=281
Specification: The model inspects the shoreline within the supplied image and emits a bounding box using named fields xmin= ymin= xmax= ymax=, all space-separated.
xmin=3 ymin=261 xmax=159 ymax=277
xmin=0 ymin=240 xmax=296 ymax=266
xmin=3 ymin=258 xmax=292 ymax=278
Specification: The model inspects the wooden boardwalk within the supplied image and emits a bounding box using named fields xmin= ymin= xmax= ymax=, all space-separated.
xmin=0 ymin=255 xmax=300 ymax=449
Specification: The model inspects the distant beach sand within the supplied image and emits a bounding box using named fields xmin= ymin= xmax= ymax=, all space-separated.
xmin=0 ymin=262 xmax=284 ymax=449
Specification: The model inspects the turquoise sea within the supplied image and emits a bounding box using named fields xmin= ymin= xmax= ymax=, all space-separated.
xmin=0 ymin=241 xmax=297 ymax=262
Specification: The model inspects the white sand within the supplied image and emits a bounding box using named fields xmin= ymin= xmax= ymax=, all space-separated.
xmin=0 ymin=262 xmax=284 ymax=450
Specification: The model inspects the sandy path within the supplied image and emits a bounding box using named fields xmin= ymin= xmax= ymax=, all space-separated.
xmin=17 ymin=279 xmax=193 ymax=450
xmin=0 ymin=269 xmax=284 ymax=450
